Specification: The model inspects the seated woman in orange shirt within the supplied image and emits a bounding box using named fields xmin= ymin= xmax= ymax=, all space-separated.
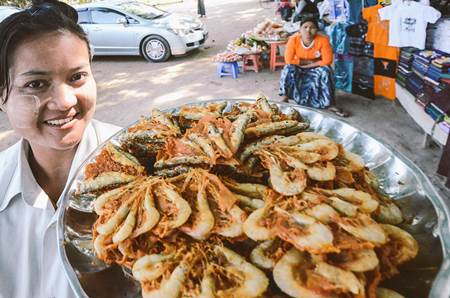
xmin=280 ymin=17 xmax=347 ymax=117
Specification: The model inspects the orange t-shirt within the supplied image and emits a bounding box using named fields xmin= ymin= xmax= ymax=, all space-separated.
xmin=374 ymin=44 xmax=400 ymax=60
xmin=284 ymin=33 xmax=333 ymax=66
xmin=362 ymin=4 xmax=389 ymax=46
xmin=374 ymin=75 xmax=396 ymax=100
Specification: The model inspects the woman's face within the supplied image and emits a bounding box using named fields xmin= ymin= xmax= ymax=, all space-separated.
xmin=3 ymin=31 xmax=96 ymax=151
xmin=300 ymin=21 xmax=318 ymax=41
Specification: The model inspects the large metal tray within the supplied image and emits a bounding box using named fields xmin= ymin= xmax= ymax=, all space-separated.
xmin=57 ymin=100 xmax=450 ymax=298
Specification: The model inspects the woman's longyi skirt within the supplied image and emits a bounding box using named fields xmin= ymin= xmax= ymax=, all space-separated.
xmin=279 ymin=64 xmax=335 ymax=108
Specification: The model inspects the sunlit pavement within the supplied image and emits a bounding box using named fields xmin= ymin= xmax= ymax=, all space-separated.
xmin=0 ymin=0 xmax=449 ymax=199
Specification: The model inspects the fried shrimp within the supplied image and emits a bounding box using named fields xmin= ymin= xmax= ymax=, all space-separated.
xmin=131 ymin=186 xmax=161 ymax=238
xmin=326 ymin=196 xmax=359 ymax=217
xmin=93 ymin=183 xmax=134 ymax=215
xmin=275 ymin=208 xmax=335 ymax=253
xmin=152 ymin=181 xmax=192 ymax=236
xmin=296 ymin=139 xmax=339 ymax=161
xmin=214 ymin=205 xmax=246 ymax=238
xmin=250 ymin=240 xmax=277 ymax=269
xmin=314 ymin=262 xmax=364 ymax=295
xmin=334 ymin=147 xmax=365 ymax=172
xmin=93 ymin=234 xmax=110 ymax=261
xmin=249 ymin=239 xmax=288 ymax=270
xmin=306 ymin=161 xmax=336 ymax=181
xmin=269 ymin=146 xmax=336 ymax=181
xmin=273 ymin=249 xmax=328 ymax=298
xmin=334 ymin=213 xmax=387 ymax=245
xmin=258 ymin=150 xmax=307 ymax=196
xmin=180 ymin=180 xmax=215 ymax=240
xmin=328 ymin=248 xmax=379 ymax=272
xmin=304 ymin=203 xmax=339 ymax=224
xmin=96 ymin=195 xmax=136 ymax=236
xmin=132 ymin=253 xmax=174 ymax=282
xmin=142 ymin=262 xmax=189 ymax=298
xmin=243 ymin=206 xmax=276 ymax=241
xmin=197 ymin=268 xmax=216 ymax=298
xmin=214 ymin=245 xmax=269 ymax=297
xmin=112 ymin=199 xmax=138 ymax=243
xmin=380 ymin=224 xmax=418 ymax=265
xmin=317 ymin=188 xmax=379 ymax=214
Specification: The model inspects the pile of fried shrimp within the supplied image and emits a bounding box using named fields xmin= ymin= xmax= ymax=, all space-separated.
xmin=75 ymin=96 xmax=418 ymax=298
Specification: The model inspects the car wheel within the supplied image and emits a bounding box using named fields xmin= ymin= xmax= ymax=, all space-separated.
xmin=141 ymin=35 xmax=171 ymax=62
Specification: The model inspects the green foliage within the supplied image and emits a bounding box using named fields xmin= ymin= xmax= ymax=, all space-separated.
xmin=0 ymin=0 xmax=29 ymax=8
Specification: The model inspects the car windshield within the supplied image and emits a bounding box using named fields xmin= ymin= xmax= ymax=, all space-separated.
xmin=117 ymin=2 xmax=166 ymax=19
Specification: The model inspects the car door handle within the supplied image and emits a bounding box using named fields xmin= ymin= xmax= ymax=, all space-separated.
xmin=92 ymin=27 xmax=102 ymax=31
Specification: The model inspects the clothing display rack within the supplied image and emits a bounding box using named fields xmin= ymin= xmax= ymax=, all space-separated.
xmin=396 ymin=83 xmax=448 ymax=147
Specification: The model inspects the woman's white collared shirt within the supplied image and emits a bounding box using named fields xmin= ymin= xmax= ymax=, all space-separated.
xmin=0 ymin=120 xmax=121 ymax=298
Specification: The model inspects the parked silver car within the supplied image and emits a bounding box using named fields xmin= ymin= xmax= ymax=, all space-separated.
xmin=0 ymin=6 xmax=21 ymax=22
xmin=74 ymin=1 xmax=208 ymax=62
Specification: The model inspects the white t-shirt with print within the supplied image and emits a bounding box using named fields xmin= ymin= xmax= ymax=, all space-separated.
xmin=391 ymin=0 xmax=430 ymax=6
xmin=379 ymin=1 xmax=441 ymax=49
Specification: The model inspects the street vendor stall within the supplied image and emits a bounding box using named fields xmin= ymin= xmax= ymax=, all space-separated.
xmin=213 ymin=18 xmax=289 ymax=74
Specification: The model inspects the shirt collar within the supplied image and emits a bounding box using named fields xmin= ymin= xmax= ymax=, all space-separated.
xmin=19 ymin=140 xmax=52 ymax=209
xmin=301 ymin=37 xmax=315 ymax=50
xmin=0 ymin=121 xmax=99 ymax=212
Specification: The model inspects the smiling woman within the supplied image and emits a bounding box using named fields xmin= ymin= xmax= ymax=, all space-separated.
xmin=0 ymin=1 xmax=121 ymax=297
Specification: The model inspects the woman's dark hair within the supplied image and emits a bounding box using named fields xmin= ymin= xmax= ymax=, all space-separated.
xmin=0 ymin=0 xmax=91 ymax=105
xmin=300 ymin=16 xmax=319 ymax=29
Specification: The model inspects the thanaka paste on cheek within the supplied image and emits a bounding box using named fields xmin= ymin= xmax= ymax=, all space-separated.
xmin=5 ymin=94 xmax=40 ymax=129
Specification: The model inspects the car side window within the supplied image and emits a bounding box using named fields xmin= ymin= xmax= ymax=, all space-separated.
xmin=91 ymin=8 xmax=125 ymax=24
xmin=126 ymin=16 xmax=139 ymax=24
xmin=77 ymin=9 xmax=90 ymax=24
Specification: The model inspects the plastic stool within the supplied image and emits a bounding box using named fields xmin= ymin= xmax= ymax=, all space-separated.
xmin=268 ymin=41 xmax=287 ymax=71
xmin=218 ymin=61 xmax=239 ymax=79
xmin=242 ymin=54 xmax=262 ymax=73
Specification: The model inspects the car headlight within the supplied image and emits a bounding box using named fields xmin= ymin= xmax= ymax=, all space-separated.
xmin=170 ymin=27 xmax=193 ymax=36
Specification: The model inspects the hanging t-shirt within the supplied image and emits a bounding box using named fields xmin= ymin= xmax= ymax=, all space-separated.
xmin=328 ymin=0 xmax=350 ymax=22
xmin=378 ymin=1 xmax=441 ymax=49
xmin=374 ymin=75 xmax=396 ymax=100
xmin=373 ymin=44 xmax=399 ymax=60
xmin=346 ymin=23 xmax=367 ymax=56
xmin=354 ymin=56 xmax=374 ymax=78
xmin=324 ymin=22 xmax=351 ymax=54
xmin=374 ymin=58 xmax=397 ymax=78
xmin=334 ymin=54 xmax=354 ymax=93
xmin=391 ymin=0 xmax=430 ymax=6
xmin=362 ymin=5 xmax=390 ymax=46
xmin=347 ymin=0 xmax=363 ymax=23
